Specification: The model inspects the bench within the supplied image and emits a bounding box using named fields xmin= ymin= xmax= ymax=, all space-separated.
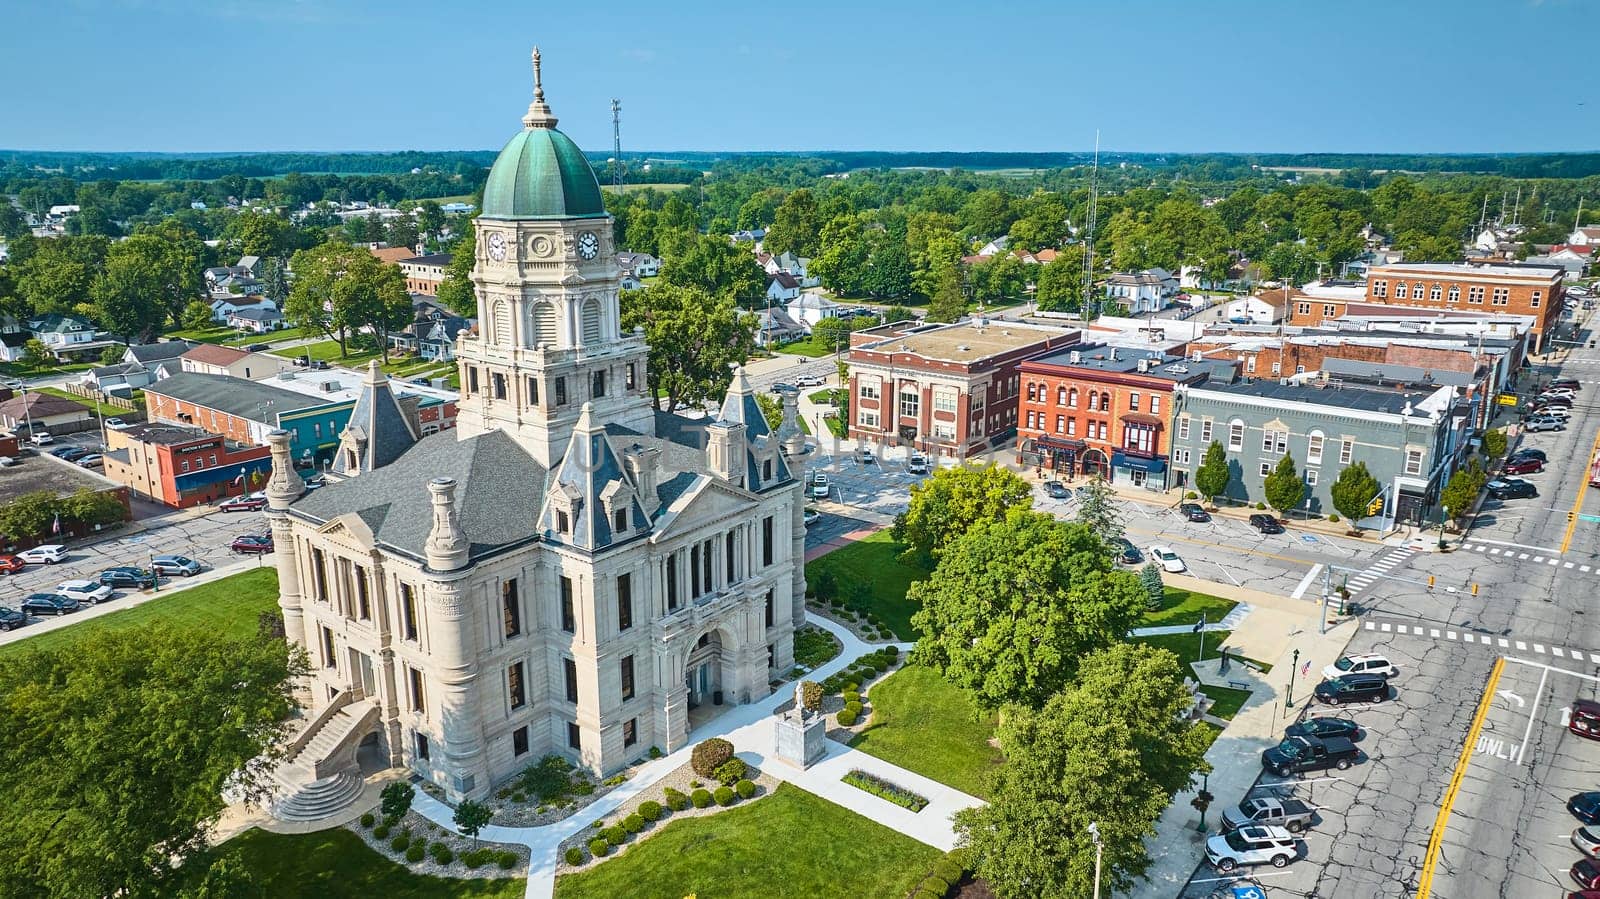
xmin=1229 ymin=680 xmax=1252 ymax=691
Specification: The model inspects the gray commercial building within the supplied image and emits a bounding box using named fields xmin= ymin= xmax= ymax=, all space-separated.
xmin=1168 ymin=378 xmax=1475 ymax=525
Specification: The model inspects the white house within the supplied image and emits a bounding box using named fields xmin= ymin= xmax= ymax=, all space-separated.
xmin=1567 ymin=226 xmax=1600 ymax=247
xmin=211 ymin=296 xmax=278 ymax=323
xmin=1104 ymin=268 xmax=1179 ymax=314
xmin=616 ymin=252 xmax=659 ymax=278
xmin=787 ymin=291 xmax=841 ymax=331
xmin=227 ymin=307 xmax=285 ymax=333
xmin=1224 ymin=289 xmax=1288 ymax=325
xmin=746 ymin=308 xmax=807 ymax=348
xmin=765 ymin=272 xmax=801 ymax=304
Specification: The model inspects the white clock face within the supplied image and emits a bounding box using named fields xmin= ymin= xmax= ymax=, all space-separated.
xmin=577 ymin=231 xmax=599 ymax=260
xmin=486 ymin=231 xmax=506 ymax=261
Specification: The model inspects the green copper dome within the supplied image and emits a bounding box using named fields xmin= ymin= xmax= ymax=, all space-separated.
xmin=480 ymin=126 xmax=606 ymax=220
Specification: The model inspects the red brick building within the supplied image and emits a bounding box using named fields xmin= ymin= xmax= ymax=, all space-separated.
xmin=846 ymin=319 xmax=1079 ymax=460
xmin=103 ymin=422 xmax=273 ymax=508
xmin=1285 ymin=263 xmax=1565 ymax=349
xmin=1016 ymin=346 xmax=1231 ymax=489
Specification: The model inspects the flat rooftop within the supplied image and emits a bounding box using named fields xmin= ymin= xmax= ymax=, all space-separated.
xmin=1192 ymin=378 xmax=1453 ymax=416
xmin=0 ymin=454 xmax=121 ymax=504
xmin=1028 ymin=346 xmax=1236 ymax=383
xmin=856 ymin=320 xmax=1070 ymax=363
xmin=1371 ymin=262 xmax=1565 ymax=281
xmin=119 ymin=421 xmax=258 ymax=450
xmin=258 ymin=368 xmax=456 ymax=405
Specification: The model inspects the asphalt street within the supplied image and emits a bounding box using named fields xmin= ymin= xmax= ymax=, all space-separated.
xmin=1178 ymin=306 xmax=1600 ymax=899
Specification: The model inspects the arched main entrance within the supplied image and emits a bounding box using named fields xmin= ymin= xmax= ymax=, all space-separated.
xmin=684 ymin=626 xmax=740 ymax=731
xmin=1080 ymin=448 xmax=1109 ymax=480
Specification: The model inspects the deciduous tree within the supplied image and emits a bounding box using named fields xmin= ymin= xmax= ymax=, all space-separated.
xmin=621 ymin=281 xmax=755 ymax=412
xmin=181 ymin=300 xmax=215 ymax=332
xmin=909 ymin=510 xmax=1147 ymax=709
xmin=453 ymin=799 xmax=494 ymax=850
xmin=661 ymin=234 xmax=766 ymax=307
xmin=956 ymin=643 xmax=1211 ymax=898
xmin=764 ymin=189 xmax=822 ymax=257
xmin=1194 ymin=441 xmax=1230 ymax=505
xmin=435 ymin=233 xmax=478 ymax=316
xmin=1329 ymin=461 xmax=1381 ymax=528
xmin=1264 ymin=453 xmax=1305 ymax=515
xmin=891 ymin=463 xmax=1033 ymax=567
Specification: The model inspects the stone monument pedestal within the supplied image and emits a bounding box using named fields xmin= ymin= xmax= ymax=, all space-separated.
xmin=774 ymin=710 xmax=827 ymax=769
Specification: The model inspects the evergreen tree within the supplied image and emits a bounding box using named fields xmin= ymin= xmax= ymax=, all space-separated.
xmin=1263 ymin=453 xmax=1305 ymax=515
xmin=1194 ymin=441 xmax=1230 ymax=505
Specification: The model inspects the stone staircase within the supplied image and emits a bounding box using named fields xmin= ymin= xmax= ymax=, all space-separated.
xmin=270 ymin=697 xmax=379 ymax=822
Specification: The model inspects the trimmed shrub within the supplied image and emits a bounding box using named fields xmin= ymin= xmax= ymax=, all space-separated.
xmin=638 ymin=800 xmax=663 ymax=821
xmin=588 ymin=838 xmax=610 ymax=858
xmin=591 ymin=819 xmax=605 ymax=830
xmin=432 ymin=846 xmax=454 ymax=865
xmin=602 ymin=825 xmax=626 ymax=846
xmin=663 ymin=787 xmax=689 ymax=811
xmin=933 ymin=856 xmax=965 ymax=883
xmin=649 ymin=745 xmax=663 ymax=759
xmin=714 ymin=786 xmax=735 ymax=806
xmin=462 ymin=849 xmax=490 ymax=869
xmin=691 ymin=788 xmax=713 ymax=808
xmin=572 ymin=780 xmax=596 ymax=796
xmin=565 ymin=846 xmax=585 ymax=866
xmin=690 ymin=738 xmax=734 ymax=777
xmin=373 ymin=823 xmax=391 ymax=839
xmin=1328 ymin=513 xmax=1340 ymax=523
xmin=736 ymin=779 xmax=756 ymax=799
xmin=497 ymin=851 xmax=518 ymax=870
xmin=1256 ymin=502 xmax=1267 ymax=510
xmin=923 ymin=875 xmax=950 ymax=894
xmin=713 ymin=757 xmax=747 ymax=786
xmin=844 ymin=681 xmax=859 ymax=692
xmin=799 ymin=680 xmax=823 ymax=711
xmin=1185 ymin=490 xmax=1199 ymax=499
xmin=390 ymin=834 xmax=410 ymax=852
xmin=837 ymin=707 xmax=859 ymax=726
xmin=914 ymin=890 xmax=942 ymax=899
xmin=843 ymin=690 xmax=860 ymax=704
xmin=622 ymin=813 xmax=645 ymax=834
xmin=405 ymin=844 xmax=425 ymax=863
xmin=844 ymin=700 xmax=863 ymax=716
xmin=359 ymin=812 xmax=375 ymax=828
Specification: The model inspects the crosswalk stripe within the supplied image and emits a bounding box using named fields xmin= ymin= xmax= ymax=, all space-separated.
xmin=1566 ymin=562 xmax=1576 ymax=569
xmin=1448 ymin=631 xmax=1458 ymax=640
xmin=1499 ymin=639 xmax=1509 ymax=648
xmin=1517 ymin=641 xmax=1528 ymax=650
xmin=1554 ymin=647 xmax=1566 ymax=657
xmin=1433 ymin=629 xmax=1442 ymax=638
xmin=1381 ymin=623 xmax=1392 ymax=632
xmin=1535 ymin=556 xmax=1546 ymax=563
xmin=1550 ymin=558 xmax=1562 ymax=566
xmin=1535 ymin=644 xmax=1546 ymax=653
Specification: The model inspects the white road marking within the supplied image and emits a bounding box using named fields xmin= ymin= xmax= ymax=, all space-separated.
xmin=1449 ymin=631 xmax=1458 ymax=640
xmin=1520 ymin=553 xmax=1531 ymax=560
xmin=1500 ymin=638 xmax=1510 ymax=648
xmin=1433 ymin=628 xmax=1441 ymax=638
xmin=1518 ymin=665 xmax=1550 ymax=766
xmin=1554 ymin=647 xmax=1567 ymax=658
xmin=1566 ymin=562 xmax=1577 ymax=569
xmin=1382 ymin=623 xmax=1392 ymax=632
xmin=1475 ymin=544 xmax=1487 ymax=552
xmin=1469 ymin=538 xmax=1565 ymax=554
xmin=1535 ymin=644 xmax=1547 ymax=653
xmin=1291 ymin=565 xmax=1323 ymax=601
xmin=1517 ymin=641 xmax=1528 ymax=651
xmin=1535 ymin=556 xmax=1546 ymax=563
xmin=1550 ymin=558 xmax=1562 ymax=566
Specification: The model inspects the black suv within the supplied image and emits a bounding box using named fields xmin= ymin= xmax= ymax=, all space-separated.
xmin=0 ymin=605 xmax=25 ymax=631
xmin=1113 ymin=537 xmax=1141 ymax=566
xmin=20 ymin=593 xmax=80 ymax=617
xmin=1486 ymin=478 xmax=1538 ymax=500
xmin=1180 ymin=502 xmax=1212 ymax=522
xmin=1314 ymin=673 xmax=1390 ymax=705
xmin=1249 ymin=514 xmax=1285 ymax=534
xmin=99 ymin=566 xmax=157 ymax=589
xmin=1509 ymin=448 xmax=1547 ymax=464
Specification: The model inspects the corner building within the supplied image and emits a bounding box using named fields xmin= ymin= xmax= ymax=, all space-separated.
xmin=265 ymin=53 xmax=808 ymax=803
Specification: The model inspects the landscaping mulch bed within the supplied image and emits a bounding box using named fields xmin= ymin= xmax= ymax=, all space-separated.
xmin=344 ymin=808 xmax=528 ymax=880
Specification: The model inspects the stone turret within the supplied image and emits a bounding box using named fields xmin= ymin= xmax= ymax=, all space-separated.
xmin=623 ymin=444 xmax=662 ymax=518
xmin=706 ymin=418 xmax=747 ymax=487
xmin=263 ymin=429 xmax=306 ymax=650
xmin=265 ymin=428 xmax=305 ymax=511
xmin=424 ymin=477 xmax=469 ymax=572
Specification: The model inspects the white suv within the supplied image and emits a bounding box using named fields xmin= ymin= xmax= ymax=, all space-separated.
xmin=56 ymin=579 xmax=114 ymax=605
xmin=1205 ymin=825 xmax=1301 ymax=872
xmin=1323 ymin=653 xmax=1398 ymax=679
xmin=907 ymin=452 xmax=929 ymax=474
xmin=810 ymin=474 xmax=830 ymax=500
xmin=18 ymin=544 xmax=66 ymax=564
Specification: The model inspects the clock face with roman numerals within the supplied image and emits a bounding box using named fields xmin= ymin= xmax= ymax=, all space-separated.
xmin=577 ymin=230 xmax=599 ymax=260
xmin=486 ymin=231 xmax=506 ymax=261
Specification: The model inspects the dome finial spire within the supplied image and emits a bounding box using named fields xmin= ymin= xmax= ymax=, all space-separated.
xmin=523 ymin=45 xmax=558 ymax=129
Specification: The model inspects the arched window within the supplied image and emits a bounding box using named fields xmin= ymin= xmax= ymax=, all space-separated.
xmin=1307 ymin=429 xmax=1325 ymax=464
xmin=1068 ymin=388 xmax=1078 ymax=409
xmin=1394 ymin=281 xmax=1407 ymax=298
xmin=1447 ymin=285 xmax=1460 ymax=303
xmin=581 ymin=299 xmax=604 ymax=344
xmin=1412 ymin=283 xmax=1425 ymax=299
xmin=1027 ymin=382 xmax=1037 ymax=402
xmin=1087 ymin=390 xmax=1098 ymax=412
xmin=530 ymin=302 xmax=557 ymax=348
xmin=492 ymin=300 xmax=512 ymax=345
xmin=1429 ymin=284 xmax=1442 ymax=301
xmin=1057 ymin=386 xmax=1067 ymax=406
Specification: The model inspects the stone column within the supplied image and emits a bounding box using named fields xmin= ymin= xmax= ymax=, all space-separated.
xmin=656 ymin=645 xmax=689 ymax=752
xmin=422 ymin=478 xmax=486 ymax=800
xmin=779 ymin=389 xmax=811 ymax=626
xmin=264 ymin=429 xmax=307 ymax=650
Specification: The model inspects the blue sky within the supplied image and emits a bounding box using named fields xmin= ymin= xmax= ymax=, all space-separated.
xmin=1 ymin=0 xmax=1595 ymax=154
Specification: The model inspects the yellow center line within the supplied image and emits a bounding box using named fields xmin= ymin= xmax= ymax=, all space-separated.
xmin=1416 ymin=655 xmax=1505 ymax=899
xmin=1560 ymin=426 xmax=1600 ymax=554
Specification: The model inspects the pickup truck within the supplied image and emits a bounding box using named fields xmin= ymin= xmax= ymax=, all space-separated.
xmin=1221 ymin=796 xmax=1316 ymax=833
xmin=1261 ymin=734 xmax=1359 ymax=777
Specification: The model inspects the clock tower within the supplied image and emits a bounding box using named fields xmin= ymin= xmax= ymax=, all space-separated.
xmin=454 ymin=48 xmax=655 ymax=467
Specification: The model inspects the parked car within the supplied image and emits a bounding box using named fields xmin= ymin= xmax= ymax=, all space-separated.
xmin=231 ymin=534 xmax=274 ymax=554
xmin=1530 ymin=397 xmax=1573 ymax=412
xmin=28 ymin=431 xmax=54 ymax=445
xmin=1571 ymin=700 xmax=1600 ymax=741
xmin=18 ymin=545 xmax=66 ymax=565
xmin=1510 ymin=448 xmax=1548 ymax=463
xmin=1487 ymin=478 xmax=1538 ymax=500
xmin=1575 ymin=858 xmax=1600 ymax=891
xmin=99 ymin=566 xmax=156 ymax=589
xmin=0 ymin=554 xmax=25 ymax=574
xmin=1148 ymin=545 xmax=1186 ymax=573
xmin=802 ymin=508 xmax=820 ymax=527
xmin=1314 ymin=673 xmax=1391 ymax=705
xmin=1551 ymin=379 xmax=1582 ymax=391
xmin=1249 ymin=513 xmax=1285 ymax=534
xmin=50 ymin=446 xmax=88 ymax=462
xmin=1221 ymin=796 xmax=1316 ymax=834
xmin=1526 ymin=416 xmax=1567 ymax=432
xmin=907 ymin=452 xmax=929 ymax=475
xmin=219 ymin=492 xmax=268 ymax=512
xmin=1045 ymin=480 xmax=1070 ymax=499
xmin=809 ymin=475 xmax=830 ymax=501
xmin=769 ymin=382 xmax=796 ymax=395
xmin=55 ymin=579 xmax=113 ymax=605
xmin=0 ymin=456 xmax=16 ymax=467
xmin=20 ymin=593 xmax=79 ymax=616
xmin=1204 ymin=825 xmax=1301 ymax=872
xmin=1285 ymin=716 xmax=1365 ymax=743
xmin=150 ymin=555 xmax=202 ymax=576
xmin=1573 ymin=793 xmax=1600 ymax=825
xmin=0 ymin=606 xmax=26 ymax=631
xmin=1575 ymin=825 xmax=1600 ymax=858
xmin=1504 ymin=457 xmax=1545 ymax=474
xmin=793 ymin=374 xmax=825 ymax=388
xmin=1262 ymin=734 xmax=1360 ymax=776
xmin=244 ymin=343 xmax=270 ymax=352
xmin=854 ymin=447 xmax=876 ymax=464
xmin=1537 ymin=407 xmax=1572 ymax=422
xmin=76 ymin=453 xmax=104 ymax=468
xmin=1114 ymin=538 xmax=1141 ymax=566
xmin=1322 ymin=653 xmax=1399 ymax=680
xmin=1179 ymin=502 xmax=1212 ymax=522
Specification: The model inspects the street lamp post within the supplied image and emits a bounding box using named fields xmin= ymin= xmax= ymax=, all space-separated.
xmin=1439 ymin=505 xmax=1450 ymax=551
xmin=1284 ymin=648 xmax=1301 ymax=713
xmin=1087 ymin=821 xmax=1103 ymax=899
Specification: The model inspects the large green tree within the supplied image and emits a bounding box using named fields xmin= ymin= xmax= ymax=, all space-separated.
xmin=1329 ymin=461 xmax=1381 ymax=527
xmin=763 ymin=189 xmax=822 ymax=257
xmin=1194 ymin=440 xmax=1230 ymax=504
xmin=1438 ymin=462 xmax=1485 ymax=527
xmin=285 ymin=243 xmax=410 ymax=358
xmin=1033 ymin=251 xmax=1085 ymax=313
xmin=956 ymin=643 xmax=1211 ymax=898
xmin=435 ymin=233 xmax=478 ymax=316
xmin=1264 ymin=453 xmax=1305 ymax=515
xmin=621 ymin=281 xmax=755 ymax=411
xmin=909 ymin=509 xmax=1146 ymax=710
xmin=810 ymin=214 xmax=869 ymax=296
xmin=0 ymin=626 xmax=302 ymax=898
xmin=91 ymin=231 xmax=201 ymax=341
xmin=892 ymin=462 xmax=1033 ymax=567
xmin=1071 ymin=475 xmax=1123 ymax=544
xmin=661 ymin=234 xmax=766 ymax=307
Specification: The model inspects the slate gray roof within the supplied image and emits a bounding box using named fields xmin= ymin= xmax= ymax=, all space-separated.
xmin=291 ymin=429 xmax=547 ymax=563
xmin=147 ymin=372 xmax=335 ymax=421
xmin=1319 ymin=356 xmax=1476 ymax=388
xmin=126 ymin=340 xmax=198 ymax=365
xmin=540 ymin=405 xmax=648 ymax=551
xmin=333 ymin=365 xmax=419 ymax=475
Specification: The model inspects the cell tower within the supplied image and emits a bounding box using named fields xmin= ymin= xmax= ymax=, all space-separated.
xmin=1081 ymin=131 xmax=1100 ymax=317
xmin=610 ymin=98 xmax=623 ymax=192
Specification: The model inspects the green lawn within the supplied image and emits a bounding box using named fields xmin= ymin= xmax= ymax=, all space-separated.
xmin=224 ymin=325 xmax=318 ymax=347
xmin=32 ymin=386 xmax=97 ymax=411
xmin=774 ymin=337 xmax=837 ymax=358
xmin=554 ymin=783 xmax=939 ymax=899
xmin=194 ymin=828 xmax=523 ymax=898
xmin=1199 ymin=684 xmax=1253 ymax=720
xmin=1140 ymin=588 xmax=1238 ymax=629
xmin=0 ymin=568 xmax=280 ymax=660
xmin=1131 ymin=629 xmax=1232 ymax=669
xmin=806 ymin=530 xmax=929 ymax=640
xmin=848 ymin=664 xmax=1000 ymax=799
xmin=807 ymin=388 xmax=846 ymax=406
xmin=271 ymin=339 xmax=384 ymax=367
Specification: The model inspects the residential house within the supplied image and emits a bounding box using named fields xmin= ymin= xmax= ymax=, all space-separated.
xmin=0 ymin=391 xmax=96 ymax=434
xmin=1104 ymin=268 xmax=1179 ymax=314
xmin=616 ymin=252 xmax=660 ymax=278
xmin=746 ymin=307 xmax=807 ymax=348
xmin=765 ymin=272 xmax=802 ymax=304
xmin=786 ymin=292 xmax=841 ymax=331
xmin=370 ymin=246 xmax=418 ymax=266
xmin=227 ymin=307 xmax=286 ymax=334
xmin=0 ymin=332 xmax=29 ymax=363
xmin=390 ymin=310 xmax=471 ymax=362
xmin=1224 ymin=288 xmax=1289 ymax=324
xmin=399 ymin=253 xmax=451 ymax=296
xmin=211 ymin=295 xmax=278 ymax=324
xmin=236 ymin=255 xmax=263 ymax=278
xmin=1566 ymin=226 xmax=1600 ymax=247
xmin=26 ymin=313 xmax=116 ymax=361
xmin=179 ymin=344 xmax=293 ymax=380
xmin=731 ymin=228 xmax=766 ymax=243
xmin=771 ymin=251 xmax=815 ymax=285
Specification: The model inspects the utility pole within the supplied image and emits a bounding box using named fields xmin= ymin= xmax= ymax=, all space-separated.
xmin=610 ymin=98 xmax=623 ymax=192
xmin=1081 ymin=131 xmax=1101 ymax=320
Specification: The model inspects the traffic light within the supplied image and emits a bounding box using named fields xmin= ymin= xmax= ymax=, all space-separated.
xmin=1367 ymin=496 xmax=1384 ymax=516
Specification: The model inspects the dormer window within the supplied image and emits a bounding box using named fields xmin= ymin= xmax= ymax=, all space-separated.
xmin=613 ymin=508 xmax=627 ymax=533
xmin=556 ymin=509 xmax=570 ymax=533
xmin=763 ymin=459 xmax=773 ymax=480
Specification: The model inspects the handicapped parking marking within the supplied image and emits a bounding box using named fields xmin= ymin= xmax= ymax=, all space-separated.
xmin=1233 ymin=887 xmax=1266 ymax=899
xmin=1300 ymin=534 xmax=1318 ymax=544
